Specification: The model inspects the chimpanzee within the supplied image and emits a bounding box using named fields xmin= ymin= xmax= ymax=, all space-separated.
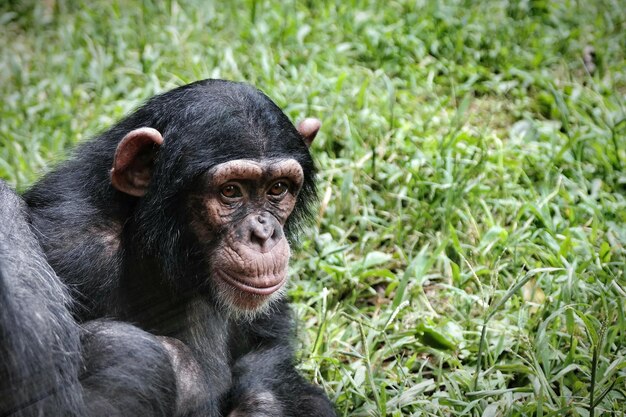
xmin=0 ymin=79 xmax=335 ymax=417
xmin=0 ymin=181 xmax=178 ymax=416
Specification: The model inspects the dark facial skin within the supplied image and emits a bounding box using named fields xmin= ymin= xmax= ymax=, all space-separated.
xmin=192 ymin=159 xmax=304 ymax=312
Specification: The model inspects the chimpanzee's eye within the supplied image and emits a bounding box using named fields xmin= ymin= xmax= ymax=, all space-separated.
xmin=221 ymin=184 xmax=243 ymax=199
xmin=268 ymin=181 xmax=289 ymax=197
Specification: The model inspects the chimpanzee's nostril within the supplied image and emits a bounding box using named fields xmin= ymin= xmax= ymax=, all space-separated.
xmin=246 ymin=214 xmax=282 ymax=252
xmin=249 ymin=221 xmax=272 ymax=248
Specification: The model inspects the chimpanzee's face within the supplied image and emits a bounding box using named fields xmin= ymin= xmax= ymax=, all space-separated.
xmin=107 ymin=81 xmax=321 ymax=318
xmin=189 ymin=158 xmax=304 ymax=313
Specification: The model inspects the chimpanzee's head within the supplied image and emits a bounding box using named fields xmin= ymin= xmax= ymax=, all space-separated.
xmin=107 ymin=80 xmax=320 ymax=316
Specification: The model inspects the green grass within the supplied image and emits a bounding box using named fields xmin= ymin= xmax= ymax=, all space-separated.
xmin=1 ymin=0 xmax=625 ymax=415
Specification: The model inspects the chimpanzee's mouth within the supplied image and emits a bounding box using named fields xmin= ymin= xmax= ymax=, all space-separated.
xmin=217 ymin=270 xmax=286 ymax=296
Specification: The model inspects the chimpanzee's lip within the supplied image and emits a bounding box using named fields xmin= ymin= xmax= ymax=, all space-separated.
xmin=217 ymin=270 xmax=286 ymax=296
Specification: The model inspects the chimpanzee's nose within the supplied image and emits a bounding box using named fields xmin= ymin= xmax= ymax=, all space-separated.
xmin=248 ymin=214 xmax=282 ymax=252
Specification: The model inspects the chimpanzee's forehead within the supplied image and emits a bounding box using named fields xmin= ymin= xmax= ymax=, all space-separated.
xmin=152 ymin=83 xmax=313 ymax=178
xmin=175 ymin=115 xmax=308 ymax=166
xmin=177 ymin=103 xmax=298 ymax=142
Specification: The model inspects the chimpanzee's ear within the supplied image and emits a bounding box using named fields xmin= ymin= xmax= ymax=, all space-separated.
xmin=296 ymin=118 xmax=321 ymax=148
xmin=110 ymin=127 xmax=164 ymax=197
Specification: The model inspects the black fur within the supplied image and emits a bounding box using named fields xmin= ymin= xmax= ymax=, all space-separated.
xmin=1 ymin=80 xmax=334 ymax=416
xmin=0 ymin=181 xmax=85 ymax=416
xmin=0 ymin=182 xmax=177 ymax=417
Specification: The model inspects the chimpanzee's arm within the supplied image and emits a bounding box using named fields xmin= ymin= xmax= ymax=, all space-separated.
xmin=227 ymin=347 xmax=335 ymax=417
xmin=225 ymin=301 xmax=336 ymax=417
xmin=0 ymin=181 xmax=179 ymax=417
xmin=80 ymin=321 xmax=178 ymax=416
xmin=0 ymin=180 xmax=86 ymax=416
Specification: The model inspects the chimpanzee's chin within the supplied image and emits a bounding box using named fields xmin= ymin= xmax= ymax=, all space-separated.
xmin=223 ymin=287 xmax=286 ymax=321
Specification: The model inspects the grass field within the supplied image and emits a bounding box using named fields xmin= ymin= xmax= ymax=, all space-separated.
xmin=1 ymin=0 xmax=625 ymax=415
